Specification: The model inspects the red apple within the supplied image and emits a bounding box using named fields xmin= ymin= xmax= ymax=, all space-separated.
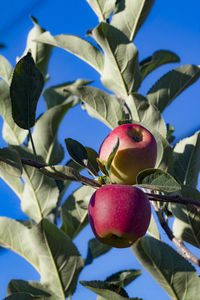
xmin=99 ymin=123 xmax=157 ymax=185
xmin=88 ymin=184 xmax=151 ymax=248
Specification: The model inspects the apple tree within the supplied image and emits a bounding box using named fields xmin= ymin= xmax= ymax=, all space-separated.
xmin=0 ymin=1 xmax=200 ymax=299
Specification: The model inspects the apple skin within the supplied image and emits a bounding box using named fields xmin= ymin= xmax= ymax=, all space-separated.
xmin=99 ymin=123 xmax=157 ymax=185
xmin=88 ymin=184 xmax=151 ymax=248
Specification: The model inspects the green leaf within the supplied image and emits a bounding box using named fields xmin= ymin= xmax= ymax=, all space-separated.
xmin=86 ymin=0 xmax=117 ymax=21
xmin=80 ymin=281 xmax=131 ymax=299
xmin=172 ymin=186 xmax=200 ymax=249
xmin=20 ymin=16 xmax=53 ymax=77
xmin=0 ymin=147 xmax=22 ymax=177
xmin=92 ymin=22 xmax=141 ymax=97
xmin=10 ymin=52 xmax=44 ymax=129
xmin=132 ymin=236 xmax=200 ymax=300
xmin=22 ymin=164 xmax=59 ymax=222
xmin=41 ymin=165 xmax=81 ymax=182
xmin=66 ymin=85 xmax=126 ymax=129
xmin=105 ymin=136 xmax=119 ymax=173
xmin=35 ymin=31 xmax=104 ymax=73
xmin=30 ymin=219 xmax=84 ymax=298
xmin=85 ymin=238 xmax=112 ymax=266
xmin=43 ymin=79 xmax=91 ymax=109
xmin=7 ymin=280 xmax=51 ymax=298
xmin=0 ymin=54 xmax=13 ymax=84
xmin=147 ymin=64 xmax=200 ymax=112
xmin=65 ymin=138 xmax=88 ymax=167
xmin=0 ymin=81 xmax=28 ymax=145
xmin=140 ymin=50 xmax=180 ymax=79
xmin=125 ymin=93 xmax=167 ymax=137
xmin=136 ymin=168 xmax=181 ymax=193
xmin=154 ymin=131 xmax=173 ymax=173
xmin=106 ymin=269 xmax=142 ymax=287
xmin=61 ymin=185 xmax=94 ymax=239
xmin=4 ymin=293 xmax=47 ymax=300
xmin=85 ymin=146 xmax=99 ymax=176
xmin=111 ymin=0 xmax=155 ymax=40
xmin=147 ymin=213 xmax=160 ymax=240
xmin=30 ymin=101 xmax=74 ymax=165
xmin=0 ymin=217 xmax=39 ymax=272
xmin=173 ymin=131 xmax=200 ymax=188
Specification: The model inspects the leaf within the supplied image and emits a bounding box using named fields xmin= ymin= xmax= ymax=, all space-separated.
xmin=106 ymin=269 xmax=142 ymax=287
xmin=66 ymin=85 xmax=126 ymax=129
xmin=132 ymin=236 xmax=200 ymax=300
xmin=41 ymin=165 xmax=81 ymax=182
xmin=173 ymin=131 xmax=200 ymax=188
xmin=43 ymin=79 xmax=91 ymax=109
xmin=30 ymin=219 xmax=84 ymax=298
xmin=7 ymin=280 xmax=51 ymax=298
xmin=21 ymin=164 xmax=59 ymax=222
xmin=147 ymin=64 xmax=200 ymax=112
xmin=111 ymin=0 xmax=155 ymax=40
xmin=86 ymin=0 xmax=117 ymax=21
xmin=80 ymin=281 xmax=140 ymax=299
xmin=85 ymin=146 xmax=100 ymax=176
xmin=172 ymin=186 xmax=200 ymax=249
xmin=136 ymin=168 xmax=181 ymax=193
xmin=92 ymin=22 xmax=141 ymax=97
xmin=0 ymin=147 xmax=22 ymax=177
xmin=0 ymin=54 xmax=13 ymax=84
xmin=35 ymin=31 xmax=104 ymax=73
xmin=4 ymin=293 xmax=48 ymax=300
xmin=85 ymin=238 xmax=112 ymax=266
xmin=65 ymin=138 xmax=88 ymax=167
xmin=30 ymin=101 xmax=74 ymax=165
xmin=105 ymin=136 xmax=119 ymax=173
xmin=10 ymin=52 xmax=44 ymax=129
xmin=61 ymin=185 xmax=94 ymax=239
xmin=125 ymin=93 xmax=167 ymax=137
xmin=0 ymin=217 xmax=39 ymax=272
xmin=140 ymin=50 xmax=180 ymax=79
xmin=20 ymin=16 xmax=53 ymax=77
xmin=147 ymin=213 xmax=160 ymax=240
xmin=0 ymin=81 xmax=28 ymax=145
xmin=154 ymin=131 xmax=173 ymax=173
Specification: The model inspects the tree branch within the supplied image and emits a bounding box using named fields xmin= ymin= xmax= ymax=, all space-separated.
xmin=151 ymin=201 xmax=200 ymax=267
xmin=146 ymin=192 xmax=200 ymax=210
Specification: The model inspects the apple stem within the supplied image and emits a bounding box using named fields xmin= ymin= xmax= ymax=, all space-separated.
xmin=145 ymin=192 xmax=200 ymax=210
xmin=151 ymin=201 xmax=200 ymax=267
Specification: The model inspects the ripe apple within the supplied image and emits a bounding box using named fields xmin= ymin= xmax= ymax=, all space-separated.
xmin=99 ymin=123 xmax=157 ymax=185
xmin=88 ymin=184 xmax=151 ymax=248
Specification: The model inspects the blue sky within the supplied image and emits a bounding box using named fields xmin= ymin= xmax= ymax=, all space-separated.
xmin=0 ymin=1 xmax=200 ymax=299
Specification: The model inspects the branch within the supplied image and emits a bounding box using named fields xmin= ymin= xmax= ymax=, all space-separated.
xmin=146 ymin=192 xmax=200 ymax=210
xmin=151 ymin=201 xmax=200 ymax=267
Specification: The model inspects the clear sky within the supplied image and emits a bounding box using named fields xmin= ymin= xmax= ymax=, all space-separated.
xmin=0 ymin=1 xmax=200 ymax=299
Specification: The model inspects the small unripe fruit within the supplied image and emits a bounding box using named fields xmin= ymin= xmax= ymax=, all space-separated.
xmin=88 ymin=184 xmax=151 ymax=248
xmin=99 ymin=123 xmax=157 ymax=185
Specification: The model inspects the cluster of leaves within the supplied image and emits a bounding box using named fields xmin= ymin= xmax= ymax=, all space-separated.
xmin=0 ymin=1 xmax=200 ymax=299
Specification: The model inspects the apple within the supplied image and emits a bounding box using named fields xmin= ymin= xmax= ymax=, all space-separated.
xmin=99 ymin=123 xmax=157 ymax=185
xmin=88 ymin=184 xmax=151 ymax=248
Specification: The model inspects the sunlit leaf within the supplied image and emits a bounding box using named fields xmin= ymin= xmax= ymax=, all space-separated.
xmin=0 ymin=54 xmax=13 ymax=84
xmin=140 ymin=50 xmax=180 ymax=79
xmin=132 ymin=236 xmax=200 ymax=300
xmin=61 ymin=185 xmax=94 ymax=239
xmin=147 ymin=65 xmax=200 ymax=112
xmin=92 ymin=22 xmax=141 ymax=97
xmin=137 ymin=168 xmax=181 ymax=193
xmin=35 ymin=31 xmax=104 ymax=73
xmin=106 ymin=269 xmax=142 ymax=287
xmin=30 ymin=219 xmax=84 ymax=298
xmin=20 ymin=16 xmax=53 ymax=76
xmin=7 ymin=280 xmax=51 ymax=298
xmin=0 ymin=81 xmax=28 ymax=145
xmin=111 ymin=0 xmax=155 ymax=40
xmin=0 ymin=147 xmax=22 ymax=177
xmin=173 ymin=131 xmax=200 ymax=188
xmin=41 ymin=165 xmax=81 ymax=182
xmin=86 ymin=0 xmax=116 ymax=21
xmin=10 ymin=52 xmax=44 ymax=129
xmin=66 ymin=85 xmax=126 ymax=129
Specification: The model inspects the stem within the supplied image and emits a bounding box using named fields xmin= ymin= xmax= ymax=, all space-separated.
xmin=151 ymin=201 xmax=200 ymax=267
xmin=80 ymin=175 xmax=101 ymax=189
xmin=28 ymin=128 xmax=38 ymax=161
xmin=146 ymin=192 xmax=200 ymax=210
